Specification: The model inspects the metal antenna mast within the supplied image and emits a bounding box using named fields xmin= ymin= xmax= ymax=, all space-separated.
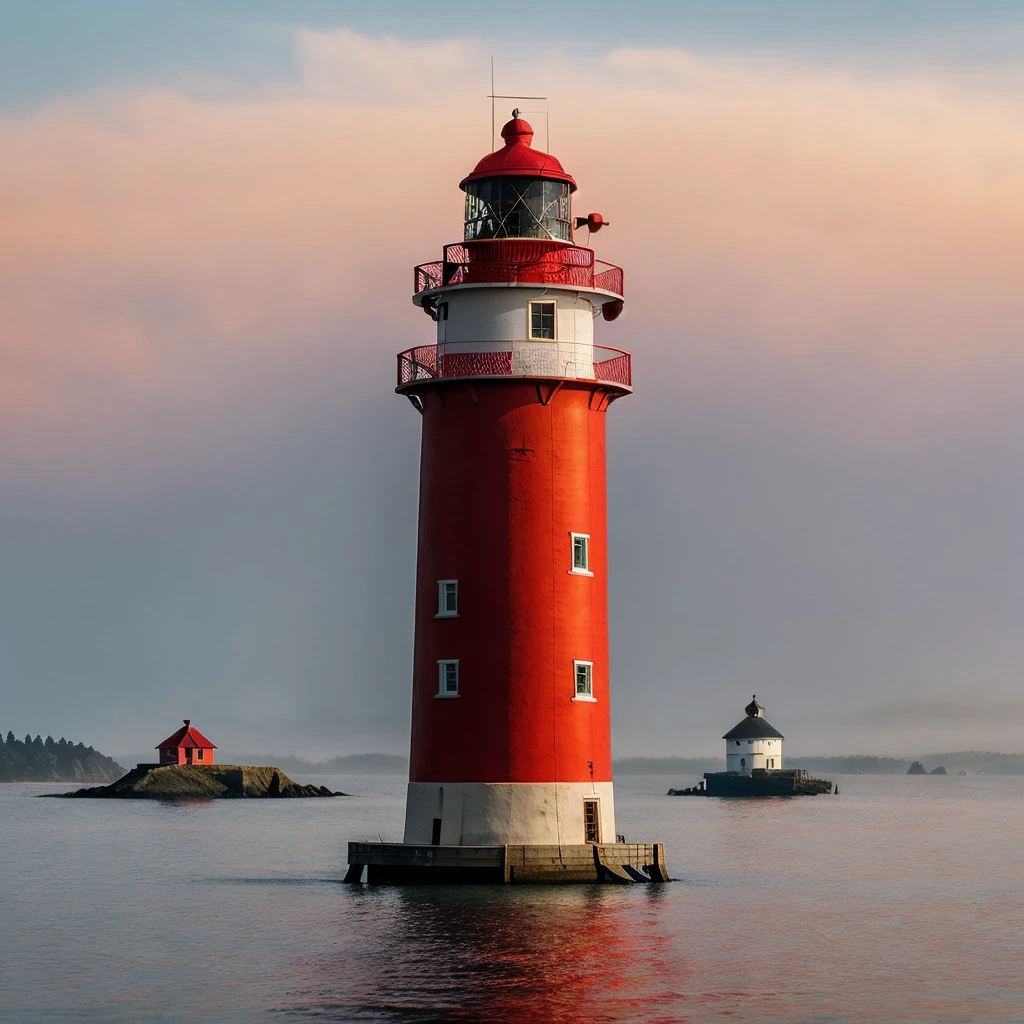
xmin=483 ymin=93 xmax=548 ymax=150
xmin=486 ymin=64 xmax=549 ymax=151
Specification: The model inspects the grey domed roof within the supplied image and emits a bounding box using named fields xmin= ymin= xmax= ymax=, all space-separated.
xmin=722 ymin=716 xmax=785 ymax=740
xmin=723 ymin=695 xmax=784 ymax=740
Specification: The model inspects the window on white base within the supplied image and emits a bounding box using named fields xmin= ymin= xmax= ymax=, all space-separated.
xmin=573 ymin=660 xmax=594 ymax=701
xmin=570 ymin=533 xmax=591 ymax=575
xmin=437 ymin=660 xmax=460 ymax=697
xmin=583 ymin=798 xmax=600 ymax=843
xmin=436 ymin=579 xmax=458 ymax=617
xmin=528 ymin=300 xmax=556 ymax=340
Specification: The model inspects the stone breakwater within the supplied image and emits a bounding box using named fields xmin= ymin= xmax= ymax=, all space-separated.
xmin=56 ymin=764 xmax=346 ymax=800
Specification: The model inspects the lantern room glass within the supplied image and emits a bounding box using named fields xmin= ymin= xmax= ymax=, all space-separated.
xmin=464 ymin=177 xmax=572 ymax=241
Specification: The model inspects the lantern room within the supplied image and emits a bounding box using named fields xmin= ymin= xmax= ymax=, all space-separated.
xmin=155 ymin=719 xmax=217 ymax=766
xmin=460 ymin=114 xmax=576 ymax=241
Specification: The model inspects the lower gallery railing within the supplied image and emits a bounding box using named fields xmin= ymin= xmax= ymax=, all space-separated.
xmin=397 ymin=341 xmax=632 ymax=389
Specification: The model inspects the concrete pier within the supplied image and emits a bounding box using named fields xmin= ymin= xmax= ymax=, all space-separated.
xmin=345 ymin=841 xmax=670 ymax=885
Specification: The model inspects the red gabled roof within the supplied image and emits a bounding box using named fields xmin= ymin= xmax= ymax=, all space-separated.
xmin=156 ymin=719 xmax=217 ymax=750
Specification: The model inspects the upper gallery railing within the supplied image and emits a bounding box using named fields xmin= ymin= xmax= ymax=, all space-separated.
xmin=413 ymin=240 xmax=624 ymax=299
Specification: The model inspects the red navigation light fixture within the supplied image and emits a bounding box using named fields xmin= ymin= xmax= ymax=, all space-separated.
xmin=575 ymin=212 xmax=609 ymax=233
xmin=345 ymin=109 xmax=668 ymax=884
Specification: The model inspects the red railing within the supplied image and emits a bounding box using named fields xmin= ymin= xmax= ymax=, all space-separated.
xmin=396 ymin=341 xmax=632 ymax=389
xmin=413 ymin=240 xmax=624 ymax=299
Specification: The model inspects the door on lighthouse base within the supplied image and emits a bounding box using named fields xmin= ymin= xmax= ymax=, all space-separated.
xmin=583 ymin=799 xmax=600 ymax=844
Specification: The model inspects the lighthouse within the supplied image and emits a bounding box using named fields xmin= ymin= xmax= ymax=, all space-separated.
xmin=723 ymin=696 xmax=784 ymax=774
xmin=346 ymin=111 xmax=667 ymax=883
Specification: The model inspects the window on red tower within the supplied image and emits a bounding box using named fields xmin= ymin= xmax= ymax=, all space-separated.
xmin=529 ymin=301 xmax=556 ymax=340
xmin=437 ymin=660 xmax=460 ymax=697
xmin=574 ymin=661 xmax=594 ymax=700
xmin=436 ymin=580 xmax=458 ymax=617
xmin=196 ymin=749 xmax=203 ymax=761
xmin=570 ymin=533 xmax=591 ymax=574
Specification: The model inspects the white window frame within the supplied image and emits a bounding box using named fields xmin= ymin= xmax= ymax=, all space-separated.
xmin=436 ymin=659 xmax=460 ymax=698
xmin=573 ymin=660 xmax=595 ymax=702
xmin=582 ymin=796 xmax=601 ymax=844
xmin=527 ymin=299 xmax=557 ymax=341
xmin=436 ymin=579 xmax=459 ymax=618
xmin=569 ymin=532 xmax=593 ymax=576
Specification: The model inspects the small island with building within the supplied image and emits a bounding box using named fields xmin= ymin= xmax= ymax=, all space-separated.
xmin=668 ymin=697 xmax=833 ymax=797
xmin=57 ymin=720 xmax=346 ymax=800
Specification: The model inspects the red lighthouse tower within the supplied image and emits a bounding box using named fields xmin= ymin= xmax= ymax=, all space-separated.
xmin=347 ymin=112 xmax=667 ymax=884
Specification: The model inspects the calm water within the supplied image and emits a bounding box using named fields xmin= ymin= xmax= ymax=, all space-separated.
xmin=1 ymin=773 xmax=1022 ymax=1023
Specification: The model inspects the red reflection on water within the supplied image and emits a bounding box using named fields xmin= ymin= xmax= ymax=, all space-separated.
xmin=309 ymin=885 xmax=689 ymax=1023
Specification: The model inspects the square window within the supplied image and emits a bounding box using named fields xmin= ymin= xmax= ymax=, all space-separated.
xmin=529 ymin=301 xmax=556 ymax=340
xmin=437 ymin=660 xmax=459 ymax=697
xmin=437 ymin=579 xmax=458 ymax=617
xmin=570 ymin=533 xmax=590 ymax=574
xmin=574 ymin=661 xmax=594 ymax=700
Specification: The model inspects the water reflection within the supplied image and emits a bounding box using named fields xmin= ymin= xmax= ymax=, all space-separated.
xmin=281 ymin=884 xmax=684 ymax=1022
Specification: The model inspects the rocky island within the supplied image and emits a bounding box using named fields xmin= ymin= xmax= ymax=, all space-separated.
xmin=58 ymin=763 xmax=346 ymax=800
xmin=666 ymin=697 xmax=834 ymax=797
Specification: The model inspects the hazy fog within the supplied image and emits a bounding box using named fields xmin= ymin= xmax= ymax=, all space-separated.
xmin=3 ymin=16 xmax=1023 ymax=759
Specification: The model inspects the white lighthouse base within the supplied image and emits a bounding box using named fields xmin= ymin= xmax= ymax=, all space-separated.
xmin=402 ymin=781 xmax=616 ymax=847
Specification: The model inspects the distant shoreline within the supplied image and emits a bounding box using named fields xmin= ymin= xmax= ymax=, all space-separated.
xmin=94 ymin=750 xmax=1024 ymax=778
xmin=613 ymin=752 xmax=1024 ymax=775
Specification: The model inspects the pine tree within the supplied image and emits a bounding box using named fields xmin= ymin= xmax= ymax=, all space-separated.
xmin=0 ymin=731 xmax=123 ymax=782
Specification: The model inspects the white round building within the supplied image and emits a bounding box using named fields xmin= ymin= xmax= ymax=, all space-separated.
xmin=723 ymin=696 xmax=784 ymax=774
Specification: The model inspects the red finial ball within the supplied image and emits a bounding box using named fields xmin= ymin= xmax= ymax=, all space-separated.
xmin=500 ymin=115 xmax=534 ymax=148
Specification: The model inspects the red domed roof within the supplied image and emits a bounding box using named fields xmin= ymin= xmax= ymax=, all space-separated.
xmin=460 ymin=116 xmax=577 ymax=192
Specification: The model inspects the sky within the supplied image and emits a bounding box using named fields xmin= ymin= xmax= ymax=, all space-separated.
xmin=1 ymin=2 xmax=1022 ymax=759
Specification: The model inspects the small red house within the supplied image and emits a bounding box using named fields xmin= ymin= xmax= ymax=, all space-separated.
xmin=156 ymin=719 xmax=217 ymax=766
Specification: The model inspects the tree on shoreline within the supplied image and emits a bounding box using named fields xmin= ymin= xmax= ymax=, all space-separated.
xmin=0 ymin=731 xmax=123 ymax=783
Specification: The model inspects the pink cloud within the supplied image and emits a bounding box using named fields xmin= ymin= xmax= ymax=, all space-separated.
xmin=2 ymin=31 xmax=1023 ymax=476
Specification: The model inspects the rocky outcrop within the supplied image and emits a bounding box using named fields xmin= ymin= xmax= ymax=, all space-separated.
xmin=58 ymin=764 xmax=346 ymax=799
xmin=930 ymin=765 xmax=947 ymax=775
xmin=906 ymin=761 xmax=928 ymax=775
